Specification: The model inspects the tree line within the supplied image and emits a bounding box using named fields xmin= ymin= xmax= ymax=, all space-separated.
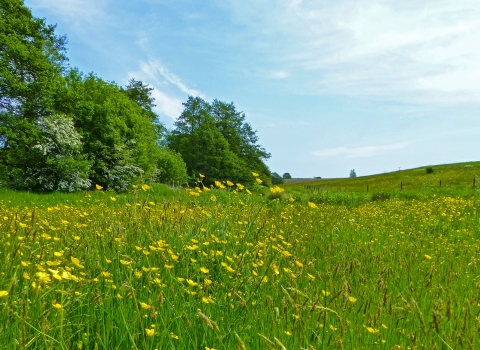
xmin=0 ymin=0 xmax=275 ymax=191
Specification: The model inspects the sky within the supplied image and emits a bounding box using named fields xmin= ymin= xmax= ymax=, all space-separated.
xmin=25 ymin=0 xmax=480 ymax=178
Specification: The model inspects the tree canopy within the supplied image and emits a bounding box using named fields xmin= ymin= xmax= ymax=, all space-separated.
xmin=0 ymin=1 xmax=271 ymax=191
xmin=0 ymin=0 xmax=68 ymax=181
xmin=168 ymin=96 xmax=271 ymax=185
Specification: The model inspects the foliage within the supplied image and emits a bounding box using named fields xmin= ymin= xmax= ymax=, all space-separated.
xmin=282 ymin=172 xmax=292 ymax=179
xmin=0 ymin=182 xmax=478 ymax=348
xmin=52 ymin=70 xmax=161 ymax=190
xmin=168 ymin=96 xmax=271 ymax=185
xmin=153 ymin=147 xmax=188 ymax=185
xmin=349 ymin=169 xmax=357 ymax=178
xmin=426 ymin=167 xmax=434 ymax=174
xmin=271 ymin=172 xmax=284 ymax=185
xmin=12 ymin=114 xmax=91 ymax=192
xmin=0 ymin=0 xmax=67 ymax=180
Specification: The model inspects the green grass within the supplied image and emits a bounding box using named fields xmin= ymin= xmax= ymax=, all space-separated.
xmin=285 ymin=161 xmax=480 ymax=192
xmin=0 ymin=173 xmax=479 ymax=348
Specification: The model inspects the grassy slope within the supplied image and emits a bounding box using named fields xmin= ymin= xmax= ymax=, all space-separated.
xmin=284 ymin=161 xmax=480 ymax=192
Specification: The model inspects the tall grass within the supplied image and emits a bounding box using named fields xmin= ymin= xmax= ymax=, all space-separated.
xmin=0 ymin=182 xmax=479 ymax=348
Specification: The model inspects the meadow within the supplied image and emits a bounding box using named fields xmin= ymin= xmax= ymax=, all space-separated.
xmin=0 ymin=170 xmax=479 ymax=349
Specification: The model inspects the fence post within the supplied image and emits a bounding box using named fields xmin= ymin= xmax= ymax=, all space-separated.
xmin=367 ymin=185 xmax=369 ymax=192
xmin=440 ymin=179 xmax=442 ymax=187
xmin=474 ymin=178 xmax=476 ymax=188
xmin=400 ymin=181 xmax=403 ymax=190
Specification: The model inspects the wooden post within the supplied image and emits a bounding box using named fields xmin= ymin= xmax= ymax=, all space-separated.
xmin=474 ymin=178 xmax=476 ymax=188
xmin=440 ymin=179 xmax=442 ymax=187
xmin=367 ymin=185 xmax=369 ymax=192
xmin=400 ymin=181 xmax=403 ymax=190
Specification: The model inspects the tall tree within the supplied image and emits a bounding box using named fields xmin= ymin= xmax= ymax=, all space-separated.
xmin=53 ymin=70 xmax=161 ymax=190
xmin=168 ymin=96 xmax=271 ymax=185
xmin=0 ymin=0 xmax=67 ymax=180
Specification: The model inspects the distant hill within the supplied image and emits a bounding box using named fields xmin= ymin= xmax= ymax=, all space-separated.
xmin=284 ymin=161 xmax=480 ymax=192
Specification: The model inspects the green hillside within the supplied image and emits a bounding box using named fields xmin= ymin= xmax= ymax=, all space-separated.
xmin=285 ymin=161 xmax=480 ymax=192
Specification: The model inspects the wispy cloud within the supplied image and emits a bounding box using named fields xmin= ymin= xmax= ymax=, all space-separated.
xmin=150 ymin=90 xmax=184 ymax=120
xmin=312 ymin=142 xmax=408 ymax=158
xmin=128 ymin=60 xmax=205 ymax=120
xmin=218 ymin=0 xmax=480 ymax=104
xmin=271 ymin=71 xmax=290 ymax=79
xmin=138 ymin=60 xmax=205 ymax=98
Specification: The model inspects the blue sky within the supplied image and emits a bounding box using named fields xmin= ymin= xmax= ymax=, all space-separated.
xmin=25 ymin=0 xmax=480 ymax=178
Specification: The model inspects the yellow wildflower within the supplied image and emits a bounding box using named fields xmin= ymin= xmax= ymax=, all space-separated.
xmin=140 ymin=302 xmax=151 ymax=310
xmin=71 ymin=257 xmax=84 ymax=269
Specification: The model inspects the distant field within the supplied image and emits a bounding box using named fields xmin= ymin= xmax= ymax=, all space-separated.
xmin=285 ymin=161 xmax=480 ymax=192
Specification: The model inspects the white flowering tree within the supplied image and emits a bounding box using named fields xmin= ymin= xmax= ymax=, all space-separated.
xmin=17 ymin=114 xmax=91 ymax=192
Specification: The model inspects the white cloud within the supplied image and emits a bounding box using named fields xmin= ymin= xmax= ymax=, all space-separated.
xmin=218 ymin=0 xmax=480 ymax=104
xmin=139 ymin=60 xmax=205 ymax=98
xmin=127 ymin=60 xmax=206 ymax=120
xmin=312 ymin=142 xmax=408 ymax=158
xmin=150 ymin=90 xmax=183 ymax=120
xmin=271 ymin=71 xmax=290 ymax=79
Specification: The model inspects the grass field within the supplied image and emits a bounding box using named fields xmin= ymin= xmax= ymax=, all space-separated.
xmin=285 ymin=161 xmax=480 ymax=192
xmin=0 ymin=166 xmax=479 ymax=349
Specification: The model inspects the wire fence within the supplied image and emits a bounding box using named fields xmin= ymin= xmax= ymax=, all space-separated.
xmin=303 ymin=178 xmax=477 ymax=192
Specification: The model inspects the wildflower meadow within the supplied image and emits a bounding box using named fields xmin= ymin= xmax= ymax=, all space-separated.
xmin=0 ymin=174 xmax=479 ymax=349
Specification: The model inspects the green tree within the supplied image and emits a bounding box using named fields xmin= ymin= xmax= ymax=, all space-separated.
xmin=271 ymin=172 xmax=284 ymax=185
xmin=169 ymin=117 xmax=248 ymax=185
xmin=154 ymin=147 xmax=188 ymax=185
xmin=282 ymin=172 xmax=292 ymax=179
xmin=0 ymin=0 xmax=67 ymax=181
xmin=168 ymin=96 xmax=271 ymax=185
xmin=350 ymin=169 xmax=357 ymax=178
xmin=53 ymin=70 xmax=161 ymax=190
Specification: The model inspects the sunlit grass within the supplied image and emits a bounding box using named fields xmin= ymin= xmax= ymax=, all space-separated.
xmin=0 ymin=178 xmax=479 ymax=348
xmin=285 ymin=161 xmax=480 ymax=193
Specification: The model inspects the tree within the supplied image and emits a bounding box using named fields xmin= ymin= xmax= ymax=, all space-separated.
xmin=168 ymin=96 xmax=271 ymax=185
xmin=349 ymin=169 xmax=357 ymax=178
xmin=0 ymin=0 xmax=68 ymax=181
xmin=52 ymin=70 xmax=161 ymax=190
xmin=282 ymin=172 xmax=292 ymax=179
xmin=154 ymin=147 xmax=188 ymax=185
xmin=169 ymin=117 xmax=249 ymax=185
xmin=13 ymin=114 xmax=91 ymax=191
xmin=271 ymin=172 xmax=284 ymax=185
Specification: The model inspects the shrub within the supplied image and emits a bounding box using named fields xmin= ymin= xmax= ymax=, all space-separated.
xmin=153 ymin=147 xmax=188 ymax=185
xmin=13 ymin=114 xmax=91 ymax=192
xmin=426 ymin=167 xmax=434 ymax=174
